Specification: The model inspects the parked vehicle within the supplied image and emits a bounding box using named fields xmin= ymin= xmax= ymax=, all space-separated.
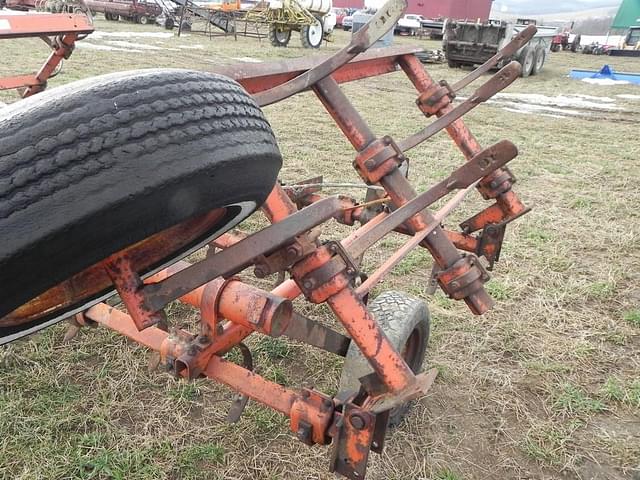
xmin=551 ymin=29 xmax=581 ymax=52
xmin=443 ymin=19 xmax=557 ymax=77
xmin=342 ymin=11 xmax=353 ymax=31
xmin=609 ymin=26 xmax=640 ymax=57
xmin=85 ymin=0 xmax=163 ymax=24
xmin=394 ymin=13 xmax=422 ymax=35
xmin=420 ymin=17 xmax=444 ymax=39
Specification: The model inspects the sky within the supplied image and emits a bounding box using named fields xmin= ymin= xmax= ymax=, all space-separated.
xmin=492 ymin=0 xmax=621 ymax=14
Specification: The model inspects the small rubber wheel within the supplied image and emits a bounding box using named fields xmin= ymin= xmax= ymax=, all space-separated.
xmin=531 ymin=46 xmax=545 ymax=75
xmin=164 ymin=17 xmax=175 ymax=29
xmin=0 ymin=69 xmax=281 ymax=343
xmin=138 ymin=15 xmax=149 ymax=25
xmin=338 ymin=291 xmax=430 ymax=427
xmin=518 ymin=46 xmax=534 ymax=77
xmin=269 ymin=25 xmax=291 ymax=47
xmin=301 ymin=17 xmax=323 ymax=49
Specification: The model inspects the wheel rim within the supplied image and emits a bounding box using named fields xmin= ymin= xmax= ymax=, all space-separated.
xmin=140 ymin=16 xmax=148 ymax=24
xmin=401 ymin=326 xmax=425 ymax=372
xmin=524 ymin=52 xmax=533 ymax=72
xmin=307 ymin=20 xmax=323 ymax=47
xmin=275 ymin=28 xmax=290 ymax=43
xmin=0 ymin=201 xmax=256 ymax=344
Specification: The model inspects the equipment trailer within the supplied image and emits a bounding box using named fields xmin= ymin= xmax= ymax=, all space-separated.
xmin=0 ymin=2 xmax=537 ymax=477
xmin=444 ymin=18 xmax=557 ymax=77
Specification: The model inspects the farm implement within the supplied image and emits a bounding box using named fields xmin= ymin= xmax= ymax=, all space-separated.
xmin=0 ymin=1 xmax=536 ymax=477
xmin=0 ymin=10 xmax=93 ymax=97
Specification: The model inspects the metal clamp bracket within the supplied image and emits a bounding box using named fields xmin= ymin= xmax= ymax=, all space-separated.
xmin=437 ymin=254 xmax=490 ymax=300
xmin=354 ymin=135 xmax=406 ymax=184
xmin=415 ymin=79 xmax=456 ymax=117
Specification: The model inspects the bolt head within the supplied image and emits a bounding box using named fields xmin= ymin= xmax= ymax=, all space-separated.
xmin=349 ymin=413 xmax=367 ymax=430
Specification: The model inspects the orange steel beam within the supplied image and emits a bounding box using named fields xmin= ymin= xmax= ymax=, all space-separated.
xmin=0 ymin=13 xmax=93 ymax=38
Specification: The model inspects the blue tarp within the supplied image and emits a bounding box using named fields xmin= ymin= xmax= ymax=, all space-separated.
xmin=569 ymin=65 xmax=640 ymax=84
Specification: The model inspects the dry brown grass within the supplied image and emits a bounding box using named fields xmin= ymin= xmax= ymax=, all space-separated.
xmin=1 ymin=16 xmax=639 ymax=480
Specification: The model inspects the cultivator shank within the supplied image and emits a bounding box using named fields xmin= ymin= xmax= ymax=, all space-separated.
xmin=2 ymin=6 xmax=536 ymax=478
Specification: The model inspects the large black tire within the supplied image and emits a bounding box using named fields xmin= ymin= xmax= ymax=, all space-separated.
xmin=518 ymin=46 xmax=535 ymax=77
xmin=268 ymin=25 xmax=291 ymax=47
xmin=0 ymin=69 xmax=281 ymax=342
xmin=338 ymin=291 xmax=430 ymax=427
xmin=301 ymin=17 xmax=323 ymax=49
xmin=531 ymin=46 xmax=545 ymax=75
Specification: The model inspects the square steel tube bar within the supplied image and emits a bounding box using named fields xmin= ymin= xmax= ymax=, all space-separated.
xmin=212 ymin=46 xmax=423 ymax=98
xmin=0 ymin=13 xmax=93 ymax=38
xmin=312 ymin=74 xmax=493 ymax=314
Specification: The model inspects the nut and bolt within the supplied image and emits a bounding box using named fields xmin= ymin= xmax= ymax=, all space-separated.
xmin=349 ymin=413 xmax=367 ymax=430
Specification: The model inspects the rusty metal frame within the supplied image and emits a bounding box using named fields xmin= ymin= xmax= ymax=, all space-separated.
xmin=7 ymin=17 xmax=536 ymax=480
xmin=0 ymin=12 xmax=93 ymax=97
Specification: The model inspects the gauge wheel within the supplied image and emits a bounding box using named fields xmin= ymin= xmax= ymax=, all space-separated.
xmin=301 ymin=17 xmax=323 ymax=49
xmin=137 ymin=15 xmax=149 ymax=25
xmin=269 ymin=24 xmax=291 ymax=47
xmin=338 ymin=291 xmax=430 ymax=427
xmin=0 ymin=69 xmax=282 ymax=345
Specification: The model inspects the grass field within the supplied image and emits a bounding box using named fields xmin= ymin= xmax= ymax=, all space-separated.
xmin=1 ymin=16 xmax=639 ymax=480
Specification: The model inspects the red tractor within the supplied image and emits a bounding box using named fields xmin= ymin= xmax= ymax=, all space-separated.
xmin=551 ymin=27 xmax=581 ymax=52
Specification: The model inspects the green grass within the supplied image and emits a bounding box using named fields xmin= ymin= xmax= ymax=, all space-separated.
xmin=552 ymin=384 xmax=606 ymax=416
xmin=623 ymin=309 xmax=640 ymax=328
xmin=1 ymin=16 xmax=639 ymax=480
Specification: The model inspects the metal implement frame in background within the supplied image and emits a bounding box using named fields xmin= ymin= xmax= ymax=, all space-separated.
xmin=0 ymin=12 xmax=93 ymax=97
xmin=65 ymin=25 xmax=535 ymax=479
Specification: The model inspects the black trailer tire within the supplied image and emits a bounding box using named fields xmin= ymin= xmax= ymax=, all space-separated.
xmin=165 ymin=17 xmax=175 ymax=29
xmin=268 ymin=25 xmax=291 ymax=47
xmin=447 ymin=59 xmax=460 ymax=68
xmin=518 ymin=46 xmax=535 ymax=77
xmin=0 ymin=69 xmax=282 ymax=339
xmin=532 ymin=46 xmax=545 ymax=75
xmin=338 ymin=291 xmax=430 ymax=427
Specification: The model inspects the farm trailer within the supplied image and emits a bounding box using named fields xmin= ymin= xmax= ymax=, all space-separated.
xmin=0 ymin=2 xmax=537 ymax=478
xmin=443 ymin=19 xmax=557 ymax=77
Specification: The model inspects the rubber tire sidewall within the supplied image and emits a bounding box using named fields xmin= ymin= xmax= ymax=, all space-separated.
xmin=301 ymin=17 xmax=323 ymax=49
xmin=519 ymin=46 xmax=534 ymax=77
xmin=532 ymin=46 xmax=545 ymax=75
xmin=269 ymin=25 xmax=291 ymax=47
xmin=0 ymin=69 xmax=282 ymax=329
xmin=338 ymin=291 xmax=430 ymax=427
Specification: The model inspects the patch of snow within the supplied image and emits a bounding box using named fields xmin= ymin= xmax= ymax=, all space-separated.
xmin=581 ymin=78 xmax=630 ymax=86
xmin=616 ymin=94 xmax=640 ymax=100
xmin=0 ymin=101 xmax=6 ymax=108
xmin=492 ymin=100 xmax=584 ymax=117
xmin=90 ymin=31 xmax=174 ymax=39
xmin=77 ymin=42 xmax=143 ymax=53
xmin=493 ymin=93 xmax=619 ymax=110
xmin=177 ymin=44 xmax=204 ymax=49
xmin=580 ymin=35 xmax=624 ymax=47
xmin=231 ymin=57 xmax=262 ymax=63
xmin=105 ymin=40 xmax=166 ymax=50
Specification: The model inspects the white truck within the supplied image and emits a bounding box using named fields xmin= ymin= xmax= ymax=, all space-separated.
xmin=443 ymin=19 xmax=558 ymax=77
